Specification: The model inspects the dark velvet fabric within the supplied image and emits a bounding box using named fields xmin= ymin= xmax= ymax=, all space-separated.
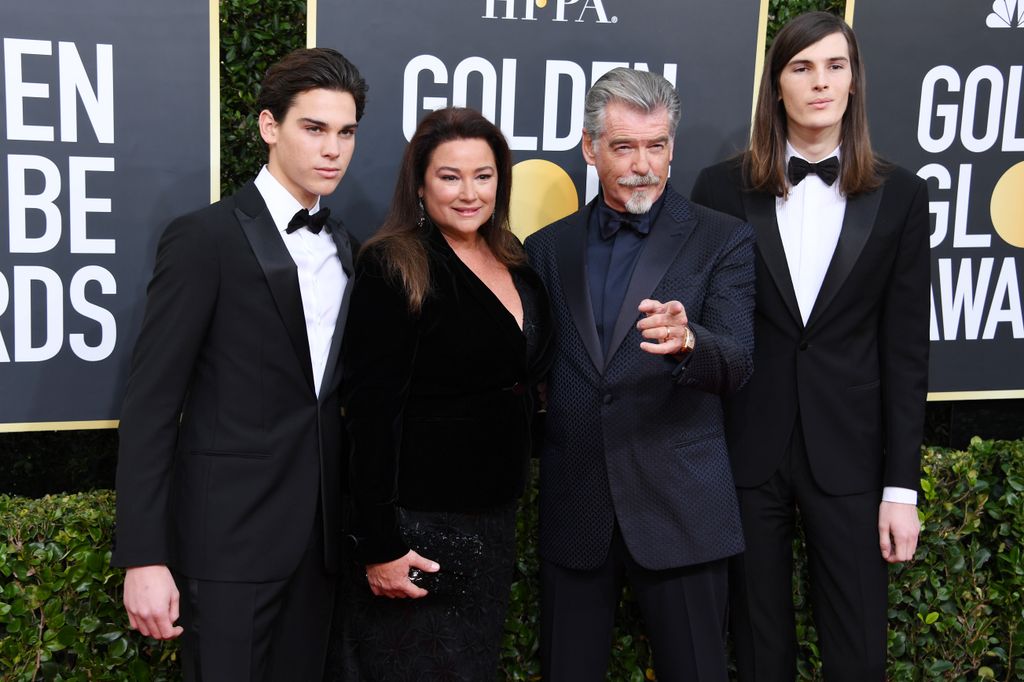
xmin=341 ymin=225 xmax=553 ymax=565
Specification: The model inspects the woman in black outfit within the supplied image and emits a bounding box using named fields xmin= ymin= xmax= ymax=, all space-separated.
xmin=336 ymin=106 xmax=551 ymax=681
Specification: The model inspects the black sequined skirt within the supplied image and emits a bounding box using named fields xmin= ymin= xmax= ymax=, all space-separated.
xmin=325 ymin=504 xmax=517 ymax=682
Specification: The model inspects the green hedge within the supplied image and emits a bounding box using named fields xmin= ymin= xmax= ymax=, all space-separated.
xmin=0 ymin=491 xmax=175 ymax=681
xmin=2 ymin=439 xmax=1022 ymax=680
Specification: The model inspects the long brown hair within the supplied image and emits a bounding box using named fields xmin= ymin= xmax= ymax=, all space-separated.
xmin=747 ymin=12 xmax=884 ymax=198
xmin=363 ymin=107 xmax=523 ymax=312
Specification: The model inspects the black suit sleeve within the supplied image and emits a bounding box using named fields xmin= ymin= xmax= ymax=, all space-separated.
xmin=114 ymin=214 xmax=220 ymax=567
xmin=674 ymin=219 xmax=756 ymax=395
xmin=341 ymin=247 xmax=416 ymax=565
xmin=879 ymin=175 xmax=931 ymax=491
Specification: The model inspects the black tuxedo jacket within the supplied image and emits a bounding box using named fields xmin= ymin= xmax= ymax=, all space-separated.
xmin=112 ymin=181 xmax=356 ymax=583
xmin=691 ymin=158 xmax=930 ymax=494
xmin=524 ymin=186 xmax=755 ymax=571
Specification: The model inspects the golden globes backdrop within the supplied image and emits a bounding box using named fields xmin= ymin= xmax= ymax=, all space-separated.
xmin=850 ymin=0 xmax=1024 ymax=399
xmin=6 ymin=1 xmax=1015 ymax=430
xmin=0 ymin=1 xmax=217 ymax=430
xmin=311 ymin=0 xmax=767 ymax=243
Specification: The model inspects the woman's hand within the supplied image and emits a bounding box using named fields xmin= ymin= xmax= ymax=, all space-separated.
xmin=365 ymin=550 xmax=440 ymax=599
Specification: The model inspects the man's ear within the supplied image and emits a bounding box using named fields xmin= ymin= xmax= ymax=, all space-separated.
xmin=258 ymin=110 xmax=278 ymax=146
xmin=581 ymin=130 xmax=597 ymax=166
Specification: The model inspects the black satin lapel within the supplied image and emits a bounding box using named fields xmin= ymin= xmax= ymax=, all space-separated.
xmin=805 ymin=185 xmax=884 ymax=330
xmin=555 ymin=215 xmax=603 ymax=371
xmin=236 ymin=207 xmax=315 ymax=393
xmin=743 ymin=191 xmax=803 ymax=327
xmin=319 ymin=223 xmax=356 ymax=400
xmin=605 ymin=214 xmax=694 ymax=365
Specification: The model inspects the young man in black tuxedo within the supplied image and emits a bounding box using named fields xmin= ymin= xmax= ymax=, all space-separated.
xmin=525 ymin=67 xmax=756 ymax=681
xmin=691 ymin=12 xmax=929 ymax=681
xmin=112 ymin=48 xmax=366 ymax=680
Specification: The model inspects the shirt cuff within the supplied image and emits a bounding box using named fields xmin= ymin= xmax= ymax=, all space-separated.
xmin=882 ymin=486 xmax=917 ymax=505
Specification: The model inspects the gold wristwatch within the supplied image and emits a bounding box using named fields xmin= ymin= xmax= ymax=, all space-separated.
xmin=678 ymin=325 xmax=696 ymax=354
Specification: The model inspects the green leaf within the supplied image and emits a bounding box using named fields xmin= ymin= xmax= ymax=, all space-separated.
xmin=56 ymin=625 xmax=77 ymax=646
xmin=925 ymin=659 xmax=954 ymax=675
xmin=108 ymin=635 xmax=129 ymax=658
xmin=79 ymin=615 xmax=101 ymax=633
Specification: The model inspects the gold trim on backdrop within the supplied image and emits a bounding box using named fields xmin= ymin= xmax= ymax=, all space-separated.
xmin=307 ymin=0 xmax=317 ymax=47
xmin=0 ymin=420 xmax=119 ymax=434
xmin=210 ymin=0 xmax=221 ymax=202
xmin=845 ymin=0 xmax=856 ymax=26
xmin=750 ymin=0 xmax=770 ymax=133
xmin=928 ymin=390 xmax=1024 ymax=402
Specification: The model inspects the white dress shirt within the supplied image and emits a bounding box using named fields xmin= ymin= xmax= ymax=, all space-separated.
xmin=254 ymin=166 xmax=346 ymax=397
xmin=776 ymin=144 xmax=916 ymax=506
xmin=776 ymin=143 xmax=845 ymax=325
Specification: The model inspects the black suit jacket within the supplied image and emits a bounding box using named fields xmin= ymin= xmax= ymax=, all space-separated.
xmin=691 ymin=158 xmax=930 ymax=494
xmin=524 ymin=186 xmax=755 ymax=571
xmin=112 ymin=181 xmax=356 ymax=582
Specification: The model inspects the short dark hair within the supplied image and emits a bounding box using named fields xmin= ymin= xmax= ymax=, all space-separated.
xmin=256 ymin=47 xmax=368 ymax=123
xmin=747 ymin=11 xmax=882 ymax=197
xmin=365 ymin=107 xmax=523 ymax=313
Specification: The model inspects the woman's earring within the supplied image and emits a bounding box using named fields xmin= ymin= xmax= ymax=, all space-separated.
xmin=418 ymin=198 xmax=426 ymax=228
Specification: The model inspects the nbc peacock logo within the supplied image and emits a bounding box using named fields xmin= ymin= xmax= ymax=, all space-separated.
xmin=986 ymin=0 xmax=1023 ymax=27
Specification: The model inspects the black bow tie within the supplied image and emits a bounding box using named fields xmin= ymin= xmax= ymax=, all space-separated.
xmin=286 ymin=207 xmax=331 ymax=235
xmin=787 ymin=156 xmax=839 ymax=186
xmin=599 ymin=212 xmax=650 ymax=240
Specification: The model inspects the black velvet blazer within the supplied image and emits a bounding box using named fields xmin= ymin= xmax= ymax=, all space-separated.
xmin=341 ymin=226 xmax=552 ymax=564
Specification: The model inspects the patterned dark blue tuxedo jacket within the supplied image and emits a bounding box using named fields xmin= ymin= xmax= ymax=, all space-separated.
xmin=524 ymin=186 xmax=756 ymax=571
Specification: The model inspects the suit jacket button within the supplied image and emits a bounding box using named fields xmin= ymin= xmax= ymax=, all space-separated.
xmin=602 ymin=394 xmax=613 ymax=405
xmin=799 ymin=341 xmax=809 ymax=351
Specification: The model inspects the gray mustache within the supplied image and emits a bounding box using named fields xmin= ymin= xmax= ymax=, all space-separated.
xmin=618 ymin=174 xmax=660 ymax=187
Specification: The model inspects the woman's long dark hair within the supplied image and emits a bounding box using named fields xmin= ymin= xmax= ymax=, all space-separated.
xmin=363 ymin=107 xmax=523 ymax=312
xmin=746 ymin=11 xmax=884 ymax=198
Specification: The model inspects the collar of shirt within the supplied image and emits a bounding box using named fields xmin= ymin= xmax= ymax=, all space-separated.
xmin=777 ymin=141 xmax=847 ymax=325
xmin=253 ymin=165 xmax=325 ymax=234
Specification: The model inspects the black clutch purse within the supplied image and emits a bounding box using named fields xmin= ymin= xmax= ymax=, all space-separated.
xmin=399 ymin=509 xmax=484 ymax=598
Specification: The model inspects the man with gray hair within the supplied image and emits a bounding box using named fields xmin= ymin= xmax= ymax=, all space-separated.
xmin=524 ymin=67 xmax=756 ymax=680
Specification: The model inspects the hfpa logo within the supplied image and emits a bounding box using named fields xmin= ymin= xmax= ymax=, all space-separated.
xmin=482 ymin=0 xmax=618 ymax=24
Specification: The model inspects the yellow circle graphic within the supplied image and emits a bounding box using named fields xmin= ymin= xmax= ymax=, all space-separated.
xmin=991 ymin=161 xmax=1024 ymax=248
xmin=510 ymin=159 xmax=579 ymax=242
xmin=536 ymin=0 xmax=547 ymax=7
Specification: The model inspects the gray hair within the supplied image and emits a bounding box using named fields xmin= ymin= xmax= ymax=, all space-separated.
xmin=583 ymin=67 xmax=681 ymax=147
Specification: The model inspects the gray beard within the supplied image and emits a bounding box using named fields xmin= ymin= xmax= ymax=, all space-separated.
xmin=625 ymin=189 xmax=655 ymax=215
